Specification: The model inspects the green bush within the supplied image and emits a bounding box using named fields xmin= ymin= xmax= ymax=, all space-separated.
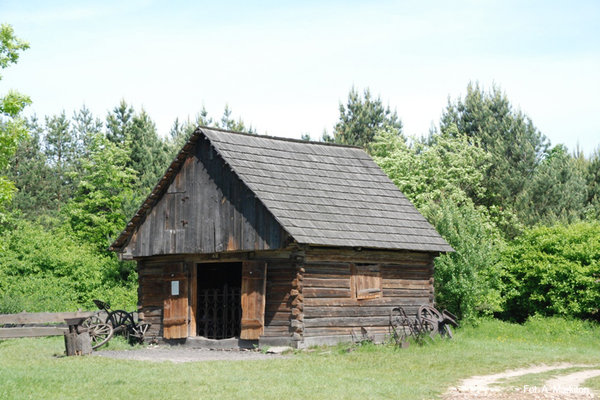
xmin=427 ymin=199 xmax=504 ymax=321
xmin=498 ymin=222 xmax=600 ymax=322
xmin=0 ymin=216 xmax=137 ymax=313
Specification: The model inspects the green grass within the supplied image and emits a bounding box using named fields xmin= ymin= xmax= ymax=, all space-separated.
xmin=1 ymin=317 xmax=600 ymax=400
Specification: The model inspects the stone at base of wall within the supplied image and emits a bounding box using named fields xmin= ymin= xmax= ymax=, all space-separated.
xmin=299 ymin=333 xmax=387 ymax=348
xmin=154 ymin=333 xmax=388 ymax=350
xmin=258 ymin=336 xmax=297 ymax=348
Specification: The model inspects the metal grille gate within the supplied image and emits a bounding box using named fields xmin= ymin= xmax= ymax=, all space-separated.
xmin=197 ymin=286 xmax=241 ymax=339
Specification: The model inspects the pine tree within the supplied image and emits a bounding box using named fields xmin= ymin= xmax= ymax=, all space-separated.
xmin=6 ymin=117 xmax=54 ymax=216
xmin=440 ymin=82 xmax=549 ymax=210
xmin=106 ymin=100 xmax=134 ymax=145
xmin=516 ymin=145 xmax=587 ymax=224
xmin=44 ymin=112 xmax=76 ymax=209
xmin=128 ymin=109 xmax=170 ymax=197
xmin=218 ymin=104 xmax=255 ymax=133
xmin=586 ymin=147 xmax=600 ymax=218
xmin=333 ymin=87 xmax=403 ymax=148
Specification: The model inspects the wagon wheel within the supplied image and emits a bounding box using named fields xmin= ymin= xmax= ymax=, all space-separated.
xmin=417 ymin=305 xmax=442 ymax=339
xmin=106 ymin=310 xmax=132 ymax=335
xmin=82 ymin=315 xmax=104 ymax=329
xmin=439 ymin=324 xmax=454 ymax=339
xmin=439 ymin=309 xmax=458 ymax=339
xmin=86 ymin=322 xmax=113 ymax=349
xmin=389 ymin=308 xmax=406 ymax=345
xmin=129 ymin=323 xmax=151 ymax=344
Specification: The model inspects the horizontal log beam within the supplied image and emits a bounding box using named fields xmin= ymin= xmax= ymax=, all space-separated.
xmin=0 ymin=311 xmax=97 ymax=325
xmin=0 ymin=327 xmax=67 ymax=338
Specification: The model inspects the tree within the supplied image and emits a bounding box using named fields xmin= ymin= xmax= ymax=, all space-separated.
xmin=128 ymin=109 xmax=170 ymax=199
xmin=167 ymin=107 xmax=213 ymax=156
xmin=0 ymin=24 xmax=30 ymax=216
xmin=498 ymin=222 xmax=600 ymax=322
xmin=72 ymin=105 xmax=103 ymax=162
xmin=429 ymin=199 xmax=504 ymax=320
xmin=44 ymin=112 xmax=76 ymax=209
xmin=217 ymin=104 xmax=255 ymax=133
xmin=5 ymin=117 xmax=54 ymax=216
xmin=369 ymin=125 xmax=490 ymax=213
xmin=370 ymin=128 xmax=505 ymax=319
xmin=440 ymin=82 xmax=549 ymax=211
xmin=106 ymin=100 xmax=134 ymax=145
xmin=64 ymin=134 xmax=136 ymax=253
xmin=586 ymin=147 xmax=600 ymax=219
xmin=516 ymin=145 xmax=587 ymax=225
xmin=333 ymin=87 xmax=403 ymax=148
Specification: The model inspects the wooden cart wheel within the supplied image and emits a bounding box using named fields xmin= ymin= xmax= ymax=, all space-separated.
xmin=82 ymin=315 xmax=103 ymax=329
xmin=440 ymin=324 xmax=453 ymax=339
xmin=417 ymin=305 xmax=442 ymax=338
xmin=129 ymin=323 xmax=151 ymax=343
xmin=87 ymin=322 xmax=113 ymax=349
xmin=106 ymin=310 xmax=131 ymax=334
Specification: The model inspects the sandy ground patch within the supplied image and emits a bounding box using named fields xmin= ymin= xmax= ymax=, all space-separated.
xmin=444 ymin=364 xmax=600 ymax=400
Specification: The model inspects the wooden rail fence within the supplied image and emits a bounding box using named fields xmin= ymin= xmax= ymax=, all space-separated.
xmin=0 ymin=311 xmax=107 ymax=339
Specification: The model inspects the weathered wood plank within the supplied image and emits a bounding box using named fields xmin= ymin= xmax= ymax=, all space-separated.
xmin=0 ymin=311 xmax=95 ymax=325
xmin=382 ymin=279 xmax=431 ymax=289
xmin=303 ymin=326 xmax=391 ymax=337
xmin=303 ymin=288 xmax=351 ymax=298
xmin=304 ymin=297 xmax=431 ymax=307
xmin=305 ymin=248 xmax=433 ymax=263
xmin=304 ymin=306 xmax=397 ymax=318
xmin=304 ymin=264 xmax=351 ymax=276
xmin=303 ymin=278 xmax=350 ymax=288
xmin=127 ymin=138 xmax=288 ymax=258
xmin=304 ymin=316 xmax=390 ymax=328
xmin=383 ymin=288 xmax=431 ymax=296
xmin=0 ymin=327 xmax=68 ymax=338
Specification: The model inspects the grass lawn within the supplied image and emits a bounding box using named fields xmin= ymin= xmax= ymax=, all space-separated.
xmin=1 ymin=316 xmax=599 ymax=400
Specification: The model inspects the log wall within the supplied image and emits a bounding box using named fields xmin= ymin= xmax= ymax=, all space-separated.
xmin=302 ymin=249 xmax=435 ymax=343
xmin=135 ymin=249 xmax=436 ymax=346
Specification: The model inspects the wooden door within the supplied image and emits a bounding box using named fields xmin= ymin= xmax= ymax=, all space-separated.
xmin=240 ymin=261 xmax=267 ymax=340
xmin=163 ymin=275 xmax=188 ymax=339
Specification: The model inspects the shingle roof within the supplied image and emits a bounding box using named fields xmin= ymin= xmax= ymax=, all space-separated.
xmin=110 ymin=127 xmax=453 ymax=253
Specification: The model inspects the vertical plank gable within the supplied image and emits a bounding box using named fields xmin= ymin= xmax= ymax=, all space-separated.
xmin=125 ymin=138 xmax=288 ymax=258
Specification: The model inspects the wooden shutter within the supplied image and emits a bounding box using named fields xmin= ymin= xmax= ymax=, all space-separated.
xmin=163 ymin=275 xmax=188 ymax=339
xmin=240 ymin=261 xmax=267 ymax=340
xmin=354 ymin=264 xmax=382 ymax=300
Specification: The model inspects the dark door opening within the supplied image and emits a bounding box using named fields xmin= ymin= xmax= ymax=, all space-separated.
xmin=197 ymin=262 xmax=242 ymax=339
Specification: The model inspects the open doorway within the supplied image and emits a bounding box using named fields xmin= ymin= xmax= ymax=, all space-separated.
xmin=196 ymin=262 xmax=242 ymax=339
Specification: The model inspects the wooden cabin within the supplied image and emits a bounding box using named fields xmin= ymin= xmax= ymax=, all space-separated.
xmin=109 ymin=127 xmax=453 ymax=348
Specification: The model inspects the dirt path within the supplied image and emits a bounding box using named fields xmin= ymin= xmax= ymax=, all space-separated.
xmin=444 ymin=364 xmax=600 ymax=399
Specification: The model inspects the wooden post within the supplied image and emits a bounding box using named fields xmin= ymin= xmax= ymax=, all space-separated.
xmin=63 ymin=317 xmax=92 ymax=356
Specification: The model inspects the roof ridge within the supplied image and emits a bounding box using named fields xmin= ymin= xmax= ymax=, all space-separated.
xmin=198 ymin=126 xmax=363 ymax=149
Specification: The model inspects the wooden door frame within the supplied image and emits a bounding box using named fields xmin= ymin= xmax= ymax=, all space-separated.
xmin=192 ymin=259 xmax=254 ymax=339
xmin=188 ymin=261 xmax=197 ymax=337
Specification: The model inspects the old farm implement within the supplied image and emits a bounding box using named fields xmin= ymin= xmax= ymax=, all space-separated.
xmin=389 ymin=305 xmax=458 ymax=346
xmin=82 ymin=300 xmax=151 ymax=349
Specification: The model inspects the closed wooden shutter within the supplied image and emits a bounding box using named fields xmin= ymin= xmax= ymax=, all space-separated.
xmin=354 ymin=264 xmax=382 ymax=300
xmin=240 ymin=261 xmax=267 ymax=340
xmin=163 ymin=275 xmax=188 ymax=339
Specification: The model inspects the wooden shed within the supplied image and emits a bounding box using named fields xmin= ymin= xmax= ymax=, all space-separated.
xmin=109 ymin=127 xmax=453 ymax=348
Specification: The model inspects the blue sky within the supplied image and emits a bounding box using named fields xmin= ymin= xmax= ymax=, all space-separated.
xmin=2 ymin=0 xmax=599 ymax=153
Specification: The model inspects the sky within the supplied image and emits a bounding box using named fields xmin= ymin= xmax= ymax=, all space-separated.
xmin=2 ymin=0 xmax=599 ymax=153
